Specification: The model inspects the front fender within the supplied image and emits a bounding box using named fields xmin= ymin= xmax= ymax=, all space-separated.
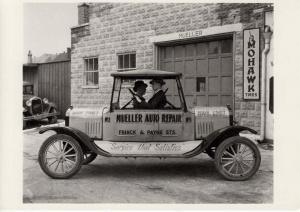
xmin=203 ymin=125 xmax=257 ymax=150
xmin=45 ymin=102 xmax=57 ymax=113
xmin=183 ymin=125 xmax=256 ymax=158
xmin=39 ymin=126 xmax=111 ymax=157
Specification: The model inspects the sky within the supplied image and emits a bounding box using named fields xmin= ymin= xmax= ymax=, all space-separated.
xmin=23 ymin=3 xmax=77 ymax=62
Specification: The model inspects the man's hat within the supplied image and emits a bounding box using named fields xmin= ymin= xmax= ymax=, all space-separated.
xmin=133 ymin=80 xmax=148 ymax=92
xmin=150 ymin=78 xmax=165 ymax=85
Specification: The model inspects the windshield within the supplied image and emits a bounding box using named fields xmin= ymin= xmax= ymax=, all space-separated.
xmin=23 ymin=85 xmax=33 ymax=95
xmin=110 ymin=77 xmax=185 ymax=111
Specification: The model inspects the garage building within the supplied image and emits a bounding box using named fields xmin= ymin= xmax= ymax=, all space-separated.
xmin=70 ymin=3 xmax=273 ymax=141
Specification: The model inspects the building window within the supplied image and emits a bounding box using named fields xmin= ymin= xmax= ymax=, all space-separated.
xmin=117 ymin=52 xmax=136 ymax=71
xmin=196 ymin=77 xmax=206 ymax=92
xmin=84 ymin=57 xmax=98 ymax=86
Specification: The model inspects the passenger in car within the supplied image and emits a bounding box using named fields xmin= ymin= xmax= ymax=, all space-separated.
xmin=132 ymin=80 xmax=148 ymax=109
xmin=148 ymin=78 xmax=167 ymax=109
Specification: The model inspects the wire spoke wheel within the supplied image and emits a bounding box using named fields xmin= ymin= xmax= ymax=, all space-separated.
xmin=38 ymin=134 xmax=83 ymax=179
xmin=215 ymin=136 xmax=261 ymax=181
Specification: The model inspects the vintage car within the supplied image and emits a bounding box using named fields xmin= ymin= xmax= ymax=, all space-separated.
xmin=38 ymin=70 xmax=261 ymax=180
xmin=23 ymin=81 xmax=59 ymax=128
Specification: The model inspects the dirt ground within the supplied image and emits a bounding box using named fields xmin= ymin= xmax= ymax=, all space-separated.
xmin=23 ymin=128 xmax=273 ymax=204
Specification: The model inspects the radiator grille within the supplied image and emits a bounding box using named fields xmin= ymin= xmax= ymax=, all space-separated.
xmin=31 ymin=99 xmax=42 ymax=114
xmin=85 ymin=120 xmax=102 ymax=138
xmin=196 ymin=121 xmax=214 ymax=138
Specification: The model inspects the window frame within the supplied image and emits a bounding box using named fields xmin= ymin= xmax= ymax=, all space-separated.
xmin=117 ymin=52 xmax=136 ymax=72
xmin=82 ymin=57 xmax=99 ymax=88
xmin=110 ymin=77 xmax=187 ymax=112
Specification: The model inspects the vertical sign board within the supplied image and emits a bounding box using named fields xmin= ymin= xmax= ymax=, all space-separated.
xmin=243 ymin=28 xmax=260 ymax=100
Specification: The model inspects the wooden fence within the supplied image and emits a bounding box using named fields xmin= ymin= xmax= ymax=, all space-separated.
xmin=37 ymin=60 xmax=71 ymax=118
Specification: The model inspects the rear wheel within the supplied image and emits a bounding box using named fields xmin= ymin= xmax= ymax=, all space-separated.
xmin=214 ymin=136 xmax=261 ymax=181
xmin=38 ymin=134 xmax=83 ymax=179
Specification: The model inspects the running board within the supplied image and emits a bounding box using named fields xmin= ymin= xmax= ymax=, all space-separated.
xmin=94 ymin=140 xmax=203 ymax=156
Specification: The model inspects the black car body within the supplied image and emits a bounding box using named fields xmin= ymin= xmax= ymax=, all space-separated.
xmin=23 ymin=81 xmax=59 ymax=128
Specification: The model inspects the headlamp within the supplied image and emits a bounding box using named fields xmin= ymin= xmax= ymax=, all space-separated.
xmin=26 ymin=100 xmax=32 ymax=107
xmin=43 ymin=98 xmax=49 ymax=104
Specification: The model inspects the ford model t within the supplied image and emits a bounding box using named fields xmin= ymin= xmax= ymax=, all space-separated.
xmin=38 ymin=69 xmax=261 ymax=180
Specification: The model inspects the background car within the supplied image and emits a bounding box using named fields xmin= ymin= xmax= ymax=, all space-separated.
xmin=23 ymin=81 xmax=59 ymax=129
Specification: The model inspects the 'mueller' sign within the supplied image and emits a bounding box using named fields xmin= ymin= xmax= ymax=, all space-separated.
xmin=243 ymin=28 xmax=260 ymax=100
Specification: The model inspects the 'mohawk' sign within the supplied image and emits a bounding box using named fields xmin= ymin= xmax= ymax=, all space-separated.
xmin=243 ymin=28 xmax=260 ymax=100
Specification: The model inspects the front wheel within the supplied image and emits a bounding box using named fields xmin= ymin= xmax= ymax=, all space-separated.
xmin=48 ymin=108 xmax=58 ymax=124
xmin=38 ymin=134 xmax=83 ymax=179
xmin=23 ymin=119 xmax=27 ymax=130
xmin=214 ymin=136 xmax=261 ymax=181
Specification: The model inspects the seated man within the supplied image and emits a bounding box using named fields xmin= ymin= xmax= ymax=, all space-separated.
xmin=148 ymin=78 xmax=167 ymax=109
xmin=132 ymin=80 xmax=148 ymax=109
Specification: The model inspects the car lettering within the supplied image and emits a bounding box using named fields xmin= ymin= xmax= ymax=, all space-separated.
xmin=116 ymin=113 xmax=182 ymax=123
xmin=116 ymin=114 xmax=143 ymax=123
xmin=161 ymin=114 xmax=181 ymax=123
xmin=118 ymin=129 xmax=136 ymax=135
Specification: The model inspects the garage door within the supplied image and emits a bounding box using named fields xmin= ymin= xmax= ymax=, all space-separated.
xmin=159 ymin=38 xmax=233 ymax=108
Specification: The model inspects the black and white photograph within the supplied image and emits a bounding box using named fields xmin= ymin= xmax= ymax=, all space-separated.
xmin=21 ymin=2 xmax=274 ymax=204
xmin=2 ymin=0 xmax=300 ymax=210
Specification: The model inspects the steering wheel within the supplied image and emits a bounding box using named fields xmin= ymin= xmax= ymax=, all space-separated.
xmin=128 ymin=88 xmax=137 ymax=99
xmin=165 ymin=100 xmax=177 ymax=109
xmin=121 ymin=88 xmax=137 ymax=109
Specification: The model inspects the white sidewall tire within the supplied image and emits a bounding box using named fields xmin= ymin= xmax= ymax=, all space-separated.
xmin=214 ymin=136 xmax=261 ymax=181
xmin=38 ymin=134 xmax=83 ymax=179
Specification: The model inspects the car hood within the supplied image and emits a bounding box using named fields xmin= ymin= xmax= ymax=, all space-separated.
xmin=23 ymin=95 xmax=40 ymax=107
xmin=192 ymin=106 xmax=230 ymax=139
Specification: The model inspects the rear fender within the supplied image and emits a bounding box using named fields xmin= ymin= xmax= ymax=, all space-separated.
xmin=39 ymin=126 xmax=111 ymax=157
xmin=204 ymin=126 xmax=257 ymax=150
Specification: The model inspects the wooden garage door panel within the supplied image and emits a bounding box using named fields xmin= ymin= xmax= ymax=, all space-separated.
xmin=185 ymin=60 xmax=196 ymax=75
xmin=221 ymin=57 xmax=233 ymax=75
xmin=196 ymin=43 xmax=207 ymax=56
xmin=221 ymin=76 xmax=233 ymax=92
xmin=208 ymin=77 xmax=220 ymax=92
xmin=208 ymin=58 xmax=220 ymax=75
xmin=197 ymin=95 xmax=207 ymax=106
xmin=208 ymin=41 xmax=219 ymax=55
xmin=208 ymin=95 xmax=219 ymax=106
xmin=184 ymin=78 xmax=196 ymax=94
xmin=174 ymin=45 xmax=185 ymax=58
xmin=221 ymin=95 xmax=232 ymax=106
xmin=174 ymin=61 xmax=184 ymax=74
xmin=197 ymin=59 xmax=208 ymax=75
xmin=159 ymin=38 xmax=233 ymax=107
xmin=164 ymin=61 xmax=173 ymax=72
xmin=165 ymin=47 xmax=173 ymax=59
xmin=186 ymin=44 xmax=195 ymax=57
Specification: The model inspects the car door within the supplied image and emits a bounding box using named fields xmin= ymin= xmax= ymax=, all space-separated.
xmin=103 ymin=109 xmax=160 ymax=142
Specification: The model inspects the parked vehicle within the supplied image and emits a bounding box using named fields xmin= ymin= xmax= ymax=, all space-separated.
xmin=38 ymin=70 xmax=261 ymax=180
xmin=23 ymin=81 xmax=59 ymax=129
